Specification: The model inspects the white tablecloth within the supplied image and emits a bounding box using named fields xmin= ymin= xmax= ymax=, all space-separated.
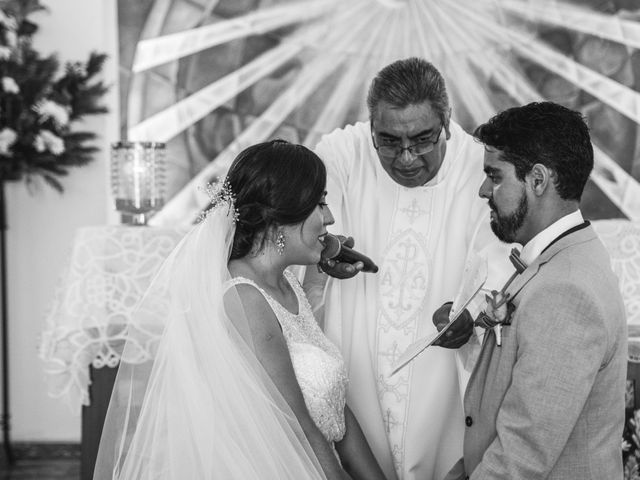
xmin=592 ymin=219 xmax=640 ymax=361
xmin=39 ymin=225 xmax=186 ymax=412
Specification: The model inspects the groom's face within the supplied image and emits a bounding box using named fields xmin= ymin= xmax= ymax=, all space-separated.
xmin=479 ymin=148 xmax=529 ymax=244
xmin=489 ymin=191 xmax=528 ymax=243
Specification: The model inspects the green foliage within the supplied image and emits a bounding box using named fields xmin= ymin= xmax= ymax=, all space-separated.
xmin=0 ymin=0 xmax=108 ymax=191
xmin=625 ymin=410 xmax=640 ymax=480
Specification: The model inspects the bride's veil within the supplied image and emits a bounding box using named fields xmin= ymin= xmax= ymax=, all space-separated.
xmin=93 ymin=195 xmax=327 ymax=479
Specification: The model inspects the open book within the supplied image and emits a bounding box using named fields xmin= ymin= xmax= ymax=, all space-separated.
xmin=390 ymin=253 xmax=488 ymax=376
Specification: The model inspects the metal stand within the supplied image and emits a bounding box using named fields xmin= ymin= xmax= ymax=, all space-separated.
xmin=0 ymin=181 xmax=14 ymax=465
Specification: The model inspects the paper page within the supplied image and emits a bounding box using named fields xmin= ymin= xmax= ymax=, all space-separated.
xmin=390 ymin=253 xmax=488 ymax=377
xmin=449 ymin=252 xmax=488 ymax=320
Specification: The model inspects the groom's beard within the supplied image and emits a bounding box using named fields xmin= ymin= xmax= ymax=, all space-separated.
xmin=489 ymin=192 xmax=528 ymax=243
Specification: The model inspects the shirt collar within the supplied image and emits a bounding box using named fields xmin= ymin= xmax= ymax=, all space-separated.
xmin=520 ymin=210 xmax=584 ymax=265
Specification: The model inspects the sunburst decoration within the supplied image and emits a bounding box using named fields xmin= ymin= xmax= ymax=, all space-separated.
xmin=119 ymin=0 xmax=640 ymax=225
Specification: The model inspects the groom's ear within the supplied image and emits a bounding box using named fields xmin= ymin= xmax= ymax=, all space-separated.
xmin=527 ymin=164 xmax=552 ymax=196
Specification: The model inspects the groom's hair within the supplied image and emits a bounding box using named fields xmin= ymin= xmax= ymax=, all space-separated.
xmin=474 ymin=101 xmax=593 ymax=201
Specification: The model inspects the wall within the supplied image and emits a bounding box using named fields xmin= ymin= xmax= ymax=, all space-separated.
xmin=5 ymin=0 xmax=118 ymax=442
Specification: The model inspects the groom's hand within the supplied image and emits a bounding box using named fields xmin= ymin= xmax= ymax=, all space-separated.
xmin=432 ymin=302 xmax=474 ymax=349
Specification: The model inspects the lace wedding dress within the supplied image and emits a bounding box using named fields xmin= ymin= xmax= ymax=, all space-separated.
xmin=94 ymin=203 xmax=332 ymax=479
xmin=228 ymin=269 xmax=348 ymax=443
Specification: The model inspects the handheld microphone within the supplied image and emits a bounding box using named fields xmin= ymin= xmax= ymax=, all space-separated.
xmin=320 ymin=233 xmax=379 ymax=273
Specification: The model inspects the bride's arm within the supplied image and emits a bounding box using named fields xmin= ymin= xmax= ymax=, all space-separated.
xmin=335 ymin=405 xmax=387 ymax=480
xmin=234 ymin=284 xmax=351 ymax=480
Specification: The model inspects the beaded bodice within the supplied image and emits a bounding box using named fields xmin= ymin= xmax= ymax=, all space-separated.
xmin=228 ymin=269 xmax=348 ymax=443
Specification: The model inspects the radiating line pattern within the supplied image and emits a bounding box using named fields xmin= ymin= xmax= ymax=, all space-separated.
xmin=501 ymin=0 xmax=640 ymax=50
xmin=131 ymin=0 xmax=340 ymax=73
xmin=120 ymin=0 xmax=640 ymax=225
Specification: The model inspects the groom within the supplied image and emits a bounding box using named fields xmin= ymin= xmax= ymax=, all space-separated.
xmin=449 ymin=102 xmax=627 ymax=479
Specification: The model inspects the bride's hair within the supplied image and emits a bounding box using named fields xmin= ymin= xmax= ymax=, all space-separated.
xmin=228 ymin=139 xmax=327 ymax=260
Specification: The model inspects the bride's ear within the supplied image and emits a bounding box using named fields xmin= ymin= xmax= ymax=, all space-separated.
xmin=251 ymin=226 xmax=281 ymax=256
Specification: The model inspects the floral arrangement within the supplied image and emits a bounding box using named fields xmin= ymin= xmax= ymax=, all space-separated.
xmin=0 ymin=0 xmax=107 ymax=191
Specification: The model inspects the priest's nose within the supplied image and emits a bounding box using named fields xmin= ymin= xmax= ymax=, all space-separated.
xmin=397 ymin=148 xmax=415 ymax=166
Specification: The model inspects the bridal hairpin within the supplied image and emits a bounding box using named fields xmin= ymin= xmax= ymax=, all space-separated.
xmin=197 ymin=178 xmax=239 ymax=223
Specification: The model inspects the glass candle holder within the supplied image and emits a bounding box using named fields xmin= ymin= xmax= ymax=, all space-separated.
xmin=110 ymin=141 xmax=166 ymax=225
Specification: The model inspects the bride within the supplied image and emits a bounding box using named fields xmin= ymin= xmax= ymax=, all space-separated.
xmin=93 ymin=140 xmax=386 ymax=480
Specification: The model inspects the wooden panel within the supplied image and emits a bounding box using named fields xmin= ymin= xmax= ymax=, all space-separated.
xmin=80 ymin=365 xmax=118 ymax=480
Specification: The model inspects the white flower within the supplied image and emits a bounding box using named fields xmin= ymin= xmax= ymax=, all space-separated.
xmin=34 ymin=130 xmax=65 ymax=155
xmin=33 ymin=134 xmax=45 ymax=153
xmin=0 ymin=128 xmax=17 ymax=156
xmin=68 ymin=62 xmax=87 ymax=78
xmin=0 ymin=11 xmax=16 ymax=30
xmin=4 ymin=30 xmax=16 ymax=48
xmin=1 ymin=76 xmax=19 ymax=94
xmin=0 ymin=46 xmax=11 ymax=60
xmin=484 ymin=291 xmax=510 ymax=324
xmin=33 ymin=100 xmax=70 ymax=128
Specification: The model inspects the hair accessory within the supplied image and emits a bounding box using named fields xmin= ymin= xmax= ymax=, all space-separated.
xmin=276 ymin=230 xmax=286 ymax=255
xmin=197 ymin=179 xmax=239 ymax=224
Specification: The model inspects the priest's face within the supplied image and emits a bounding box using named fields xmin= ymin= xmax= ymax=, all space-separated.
xmin=371 ymin=101 xmax=450 ymax=188
xmin=479 ymin=148 xmax=529 ymax=244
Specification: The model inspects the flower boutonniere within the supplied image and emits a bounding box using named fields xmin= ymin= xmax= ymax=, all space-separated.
xmin=475 ymin=248 xmax=527 ymax=346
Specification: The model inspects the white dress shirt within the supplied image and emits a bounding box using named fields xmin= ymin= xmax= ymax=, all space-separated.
xmin=520 ymin=210 xmax=585 ymax=266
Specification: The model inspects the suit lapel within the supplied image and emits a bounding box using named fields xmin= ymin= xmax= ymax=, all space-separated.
xmin=466 ymin=226 xmax=598 ymax=405
xmin=505 ymin=226 xmax=597 ymax=301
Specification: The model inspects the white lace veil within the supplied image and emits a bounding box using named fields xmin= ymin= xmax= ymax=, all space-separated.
xmin=93 ymin=197 xmax=327 ymax=479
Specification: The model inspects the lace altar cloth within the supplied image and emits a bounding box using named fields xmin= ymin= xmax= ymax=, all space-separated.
xmin=592 ymin=220 xmax=640 ymax=362
xmin=39 ymin=226 xmax=186 ymax=412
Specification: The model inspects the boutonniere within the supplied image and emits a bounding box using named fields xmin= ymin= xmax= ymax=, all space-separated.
xmin=475 ymin=248 xmax=527 ymax=346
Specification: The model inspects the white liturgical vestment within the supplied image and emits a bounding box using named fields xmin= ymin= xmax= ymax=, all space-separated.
xmin=314 ymin=121 xmax=504 ymax=480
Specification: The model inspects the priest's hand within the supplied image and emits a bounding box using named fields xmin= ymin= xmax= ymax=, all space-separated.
xmin=431 ymin=302 xmax=474 ymax=349
xmin=318 ymin=236 xmax=364 ymax=279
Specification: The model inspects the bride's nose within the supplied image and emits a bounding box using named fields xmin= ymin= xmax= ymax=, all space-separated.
xmin=323 ymin=205 xmax=335 ymax=226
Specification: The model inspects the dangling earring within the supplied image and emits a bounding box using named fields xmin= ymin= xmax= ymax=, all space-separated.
xmin=276 ymin=231 xmax=286 ymax=255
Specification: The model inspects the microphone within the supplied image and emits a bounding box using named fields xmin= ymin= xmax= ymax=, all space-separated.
xmin=320 ymin=233 xmax=379 ymax=273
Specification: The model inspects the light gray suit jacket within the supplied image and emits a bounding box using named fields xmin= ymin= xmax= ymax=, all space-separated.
xmin=462 ymin=225 xmax=627 ymax=480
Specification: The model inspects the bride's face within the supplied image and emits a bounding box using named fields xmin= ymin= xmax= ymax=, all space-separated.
xmin=284 ymin=193 xmax=334 ymax=265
